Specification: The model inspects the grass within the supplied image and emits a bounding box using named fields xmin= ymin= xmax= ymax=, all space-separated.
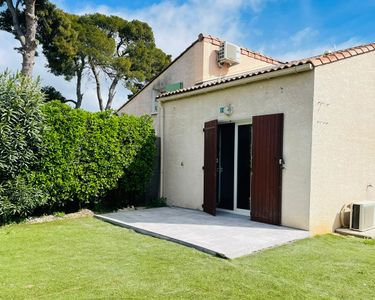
xmin=0 ymin=217 xmax=374 ymax=299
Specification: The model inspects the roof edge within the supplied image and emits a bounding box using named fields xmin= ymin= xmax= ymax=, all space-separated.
xmin=117 ymin=36 xmax=201 ymax=112
xmin=157 ymin=62 xmax=314 ymax=101
xmin=288 ymin=42 xmax=375 ymax=67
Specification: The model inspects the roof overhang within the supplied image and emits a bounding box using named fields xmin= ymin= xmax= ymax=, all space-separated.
xmin=158 ymin=63 xmax=314 ymax=103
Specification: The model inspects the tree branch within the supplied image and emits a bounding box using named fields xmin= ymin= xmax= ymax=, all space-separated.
xmin=116 ymin=38 xmax=125 ymax=57
xmin=62 ymin=99 xmax=78 ymax=105
xmin=106 ymin=75 xmax=119 ymax=110
xmin=6 ymin=0 xmax=26 ymax=47
xmin=89 ymin=59 xmax=104 ymax=112
xmin=15 ymin=0 xmax=21 ymax=10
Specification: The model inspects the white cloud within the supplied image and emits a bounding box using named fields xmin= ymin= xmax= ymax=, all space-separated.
xmin=290 ymin=27 xmax=319 ymax=46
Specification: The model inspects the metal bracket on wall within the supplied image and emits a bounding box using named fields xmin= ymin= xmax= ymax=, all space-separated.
xmin=279 ymin=158 xmax=285 ymax=169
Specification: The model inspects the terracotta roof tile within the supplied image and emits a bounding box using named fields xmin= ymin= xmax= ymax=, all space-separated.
xmin=157 ymin=62 xmax=313 ymax=99
xmin=337 ymin=52 xmax=345 ymax=59
xmin=364 ymin=45 xmax=371 ymax=50
xmin=311 ymin=59 xmax=323 ymax=66
xmin=334 ymin=52 xmax=345 ymax=59
xmin=318 ymin=56 xmax=332 ymax=64
xmin=288 ymin=41 xmax=375 ymax=67
xmin=329 ymin=54 xmax=336 ymax=60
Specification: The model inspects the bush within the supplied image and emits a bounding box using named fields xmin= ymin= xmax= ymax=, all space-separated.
xmin=28 ymin=101 xmax=87 ymax=206
xmin=30 ymin=101 xmax=156 ymax=210
xmin=41 ymin=85 xmax=67 ymax=103
xmin=0 ymin=72 xmax=45 ymax=180
xmin=0 ymin=176 xmax=47 ymax=224
xmin=0 ymin=73 xmax=156 ymax=224
xmin=119 ymin=116 xmax=156 ymax=202
xmin=0 ymin=72 xmax=46 ymax=223
xmin=146 ymin=197 xmax=167 ymax=208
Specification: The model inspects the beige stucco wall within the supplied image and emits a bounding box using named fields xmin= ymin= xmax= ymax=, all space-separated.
xmin=202 ymin=42 xmax=275 ymax=82
xmin=161 ymin=71 xmax=314 ymax=230
xmin=309 ymin=52 xmax=375 ymax=234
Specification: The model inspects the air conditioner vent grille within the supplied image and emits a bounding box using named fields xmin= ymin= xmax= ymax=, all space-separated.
xmin=218 ymin=41 xmax=240 ymax=66
xmin=350 ymin=201 xmax=375 ymax=231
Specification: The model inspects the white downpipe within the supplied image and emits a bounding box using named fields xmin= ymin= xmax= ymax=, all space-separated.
xmin=159 ymin=102 xmax=165 ymax=197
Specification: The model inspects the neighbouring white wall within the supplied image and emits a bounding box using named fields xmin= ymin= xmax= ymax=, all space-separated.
xmin=309 ymin=52 xmax=375 ymax=234
xmin=161 ymin=71 xmax=314 ymax=230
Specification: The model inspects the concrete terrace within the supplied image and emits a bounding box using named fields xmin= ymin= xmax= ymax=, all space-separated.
xmin=95 ymin=207 xmax=309 ymax=259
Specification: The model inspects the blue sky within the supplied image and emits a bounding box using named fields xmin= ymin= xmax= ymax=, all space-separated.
xmin=1 ymin=0 xmax=375 ymax=111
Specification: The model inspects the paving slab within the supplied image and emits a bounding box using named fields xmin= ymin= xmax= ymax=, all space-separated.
xmin=95 ymin=207 xmax=309 ymax=259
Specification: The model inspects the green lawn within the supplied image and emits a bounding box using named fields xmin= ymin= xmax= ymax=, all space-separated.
xmin=0 ymin=217 xmax=374 ymax=299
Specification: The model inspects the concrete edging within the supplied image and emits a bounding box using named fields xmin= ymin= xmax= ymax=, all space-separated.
xmin=94 ymin=214 xmax=228 ymax=259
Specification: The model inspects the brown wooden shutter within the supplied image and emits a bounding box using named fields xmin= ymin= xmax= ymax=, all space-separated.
xmin=250 ymin=113 xmax=283 ymax=225
xmin=203 ymin=120 xmax=218 ymax=216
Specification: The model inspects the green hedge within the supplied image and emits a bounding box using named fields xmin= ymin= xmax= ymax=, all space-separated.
xmin=31 ymin=101 xmax=156 ymax=210
xmin=0 ymin=72 xmax=156 ymax=224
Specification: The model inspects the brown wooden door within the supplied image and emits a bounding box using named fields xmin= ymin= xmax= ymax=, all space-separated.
xmin=250 ymin=113 xmax=283 ymax=225
xmin=203 ymin=120 xmax=218 ymax=215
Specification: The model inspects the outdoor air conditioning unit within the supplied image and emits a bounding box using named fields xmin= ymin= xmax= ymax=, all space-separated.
xmin=350 ymin=201 xmax=375 ymax=231
xmin=218 ymin=41 xmax=240 ymax=66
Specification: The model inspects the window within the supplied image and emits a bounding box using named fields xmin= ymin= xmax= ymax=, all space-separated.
xmin=151 ymin=82 xmax=183 ymax=114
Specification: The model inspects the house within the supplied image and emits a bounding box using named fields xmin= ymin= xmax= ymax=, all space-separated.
xmin=118 ymin=34 xmax=375 ymax=235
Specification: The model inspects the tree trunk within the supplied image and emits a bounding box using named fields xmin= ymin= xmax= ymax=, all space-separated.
xmin=90 ymin=62 xmax=104 ymax=111
xmin=75 ymin=72 xmax=83 ymax=109
xmin=22 ymin=0 xmax=38 ymax=76
xmin=21 ymin=49 xmax=36 ymax=77
xmin=6 ymin=0 xmax=38 ymax=77
xmin=75 ymin=61 xmax=84 ymax=109
xmin=106 ymin=76 xmax=119 ymax=110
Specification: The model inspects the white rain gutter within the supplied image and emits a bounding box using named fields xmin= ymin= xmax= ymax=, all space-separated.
xmin=158 ymin=63 xmax=314 ymax=103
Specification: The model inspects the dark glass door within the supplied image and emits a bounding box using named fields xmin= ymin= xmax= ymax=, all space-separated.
xmin=237 ymin=124 xmax=251 ymax=210
xmin=217 ymin=123 xmax=235 ymax=210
